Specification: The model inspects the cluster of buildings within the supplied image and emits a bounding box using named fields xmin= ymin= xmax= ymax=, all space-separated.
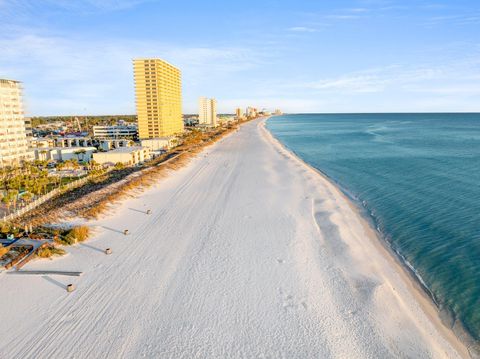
xmin=0 ymin=58 xmax=280 ymax=169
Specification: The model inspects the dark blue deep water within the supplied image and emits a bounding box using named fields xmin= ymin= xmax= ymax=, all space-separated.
xmin=267 ymin=113 xmax=480 ymax=341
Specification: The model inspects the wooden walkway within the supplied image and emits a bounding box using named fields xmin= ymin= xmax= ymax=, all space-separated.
xmin=7 ymin=270 xmax=83 ymax=277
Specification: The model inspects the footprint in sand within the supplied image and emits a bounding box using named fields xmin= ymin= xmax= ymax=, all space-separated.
xmin=279 ymin=289 xmax=308 ymax=312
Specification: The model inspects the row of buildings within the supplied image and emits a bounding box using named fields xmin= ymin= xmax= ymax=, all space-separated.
xmin=0 ymin=58 xmax=278 ymax=168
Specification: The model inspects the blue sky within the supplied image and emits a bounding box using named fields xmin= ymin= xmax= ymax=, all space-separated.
xmin=0 ymin=0 xmax=479 ymax=115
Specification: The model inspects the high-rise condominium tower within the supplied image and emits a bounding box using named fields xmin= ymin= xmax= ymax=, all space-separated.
xmin=0 ymin=79 xmax=32 ymax=166
xmin=235 ymin=108 xmax=243 ymax=119
xmin=133 ymin=58 xmax=183 ymax=139
xmin=198 ymin=97 xmax=217 ymax=127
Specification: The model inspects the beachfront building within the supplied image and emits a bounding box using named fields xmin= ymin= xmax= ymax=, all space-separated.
xmin=98 ymin=139 xmax=132 ymax=151
xmin=133 ymin=58 xmax=183 ymax=139
xmin=50 ymin=136 xmax=95 ymax=148
xmin=218 ymin=115 xmax=237 ymax=126
xmin=274 ymin=109 xmax=282 ymax=115
xmin=198 ymin=97 xmax=218 ymax=127
xmin=141 ymin=137 xmax=176 ymax=153
xmin=235 ymin=108 xmax=243 ymax=120
xmin=246 ymin=107 xmax=257 ymax=118
xmin=93 ymin=146 xmax=150 ymax=167
xmin=0 ymin=79 xmax=33 ymax=166
xmin=93 ymin=124 xmax=138 ymax=140
xmin=34 ymin=146 xmax=96 ymax=162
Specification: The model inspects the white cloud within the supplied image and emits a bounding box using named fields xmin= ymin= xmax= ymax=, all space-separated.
xmin=299 ymin=61 xmax=480 ymax=95
xmin=287 ymin=26 xmax=318 ymax=33
xmin=346 ymin=8 xmax=370 ymax=13
xmin=0 ymin=29 xmax=265 ymax=115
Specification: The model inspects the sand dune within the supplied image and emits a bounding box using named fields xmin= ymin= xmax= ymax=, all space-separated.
xmin=0 ymin=119 xmax=467 ymax=358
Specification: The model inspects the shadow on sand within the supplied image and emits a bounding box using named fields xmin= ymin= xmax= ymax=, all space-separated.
xmin=128 ymin=207 xmax=149 ymax=214
xmin=101 ymin=226 xmax=127 ymax=235
xmin=42 ymin=275 xmax=66 ymax=290
xmin=79 ymin=242 xmax=105 ymax=254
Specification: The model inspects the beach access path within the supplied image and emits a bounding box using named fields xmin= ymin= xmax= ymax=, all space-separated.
xmin=0 ymin=119 xmax=467 ymax=358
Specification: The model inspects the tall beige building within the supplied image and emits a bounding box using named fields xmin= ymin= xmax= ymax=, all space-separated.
xmin=235 ymin=108 xmax=243 ymax=119
xmin=198 ymin=97 xmax=217 ymax=127
xmin=0 ymin=79 xmax=32 ymax=166
xmin=133 ymin=58 xmax=183 ymax=139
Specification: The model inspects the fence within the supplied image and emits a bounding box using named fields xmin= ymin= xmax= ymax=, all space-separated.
xmin=0 ymin=152 xmax=185 ymax=223
xmin=1 ymin=168 xmax=113 ymax=223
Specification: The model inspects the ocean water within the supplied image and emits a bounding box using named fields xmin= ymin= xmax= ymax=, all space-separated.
xmin=267 ymin=113 xmax=480 ymax=342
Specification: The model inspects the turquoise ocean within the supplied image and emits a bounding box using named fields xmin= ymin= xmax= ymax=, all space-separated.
xmin=267 ymin=113 xmax=480 ymax=343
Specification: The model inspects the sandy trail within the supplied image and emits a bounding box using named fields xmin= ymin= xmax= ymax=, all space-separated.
xmin=0 ymin=119 xmax=466 ymax=358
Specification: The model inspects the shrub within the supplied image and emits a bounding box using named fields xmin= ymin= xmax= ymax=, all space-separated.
xmin=60 ymin=225 xmax=90 ymax=245
xmin=0 ymin=245 xmax=9 ymax=257
xmin=36 ymin=246 xmax=66 ymax=258
xmin=0 ymin=223 xmax=10 ymax=235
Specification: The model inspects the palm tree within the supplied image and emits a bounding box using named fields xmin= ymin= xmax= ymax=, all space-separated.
xmin=22 ymin=191 xmax=34 ymax=204
xmin=74 ymin=149 xmax=87 ymax=162
xmin=2 ymin=190 xmax=18 ymax=213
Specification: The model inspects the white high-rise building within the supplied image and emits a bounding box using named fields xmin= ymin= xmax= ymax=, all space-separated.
xmin=198 ymin=97 xmax=217 ymax=127
xmin=0 ymin=79 xmax=32 ymax=166
xmin=246 ymin=106 xmax=257 ymax=118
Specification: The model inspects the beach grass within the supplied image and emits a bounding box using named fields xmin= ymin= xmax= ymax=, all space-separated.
xmin=13 ymin=123 xmax=242 ymax=225
xmin=36 ymin=246 xmax=66 ymax=258
xmin=59 ymin=226 xmax=90 ymax=245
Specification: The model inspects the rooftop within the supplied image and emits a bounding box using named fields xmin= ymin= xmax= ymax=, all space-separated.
xmin=104 ymin=146 xmax=146 ymax=154
xmin=0 ymin=79 xmax=21 ymax=84
xmin=132 ymin=58 xmax=180 ymax=71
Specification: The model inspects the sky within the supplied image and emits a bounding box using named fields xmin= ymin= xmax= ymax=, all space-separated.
xmin=0 ymin=0 xmax=479 ymax=115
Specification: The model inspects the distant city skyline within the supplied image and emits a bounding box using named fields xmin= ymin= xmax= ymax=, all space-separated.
xmin=0 ymin=0 xmax=479 ymax=115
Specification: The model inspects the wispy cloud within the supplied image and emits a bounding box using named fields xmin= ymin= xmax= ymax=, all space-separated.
xmin=0 ymin=28 xmax=265 ymax=115
xmin=287 ymin=26 xmax=318 ymax=33
xmin=325 ymin=14 xmax=361 ymax=20
xmin=296 ymin=58 xmax=480 ymax=96
xmin=345 ymin=7 xmax=370 ymax=13
xmin=424 ymin=13 xmax=480 ymax=27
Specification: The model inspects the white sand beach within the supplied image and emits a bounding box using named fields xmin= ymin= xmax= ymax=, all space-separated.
xmin=0 ymin=118 xmax=469 ymax=358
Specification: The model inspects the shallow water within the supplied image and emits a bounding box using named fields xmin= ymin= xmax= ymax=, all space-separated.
xmin=267 ymin=113 xmax=480 ymax=341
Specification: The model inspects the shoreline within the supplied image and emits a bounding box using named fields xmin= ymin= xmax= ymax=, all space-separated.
xmin=0 ymin=117 xmax=473 ymax=358
xmin=261 ymin=117 xmax=474 ymax=358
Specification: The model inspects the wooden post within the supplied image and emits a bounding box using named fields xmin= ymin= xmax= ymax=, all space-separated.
xmin=105 ymin=248 xmax=112 ymax=255
xmin=67 ymin=284 xmax=75 ymax=292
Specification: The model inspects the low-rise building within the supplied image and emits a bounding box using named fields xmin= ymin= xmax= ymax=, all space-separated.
xmin=218 ymin=116 xmax=237 ymax=125
xmin=34 ymin=147 xmax=96 ymax=162
xmin=31 ymin=136 xmax=98 ymax=150
xmin=53 ymin=136 xmax=96 ymax=148
xmin=31 ymin=137 xmax=55 ymax=148
xmin=93 ymin=124 xmax=138 ymax=140
xmin=92 ymin=146 xmax=150 ymax=167
xmin=98 ymin=139 xmax=133 ymax=151
xmin=141 ymin=137 xmax=177 ymax=153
